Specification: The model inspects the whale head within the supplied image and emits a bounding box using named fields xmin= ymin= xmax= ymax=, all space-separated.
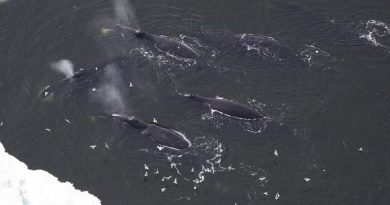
xmin=111 ymin=113 xmax=147 ymax=129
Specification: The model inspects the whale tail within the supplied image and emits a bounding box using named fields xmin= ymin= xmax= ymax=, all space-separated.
xmin=111 ymin=113 xmax=148 ymax=129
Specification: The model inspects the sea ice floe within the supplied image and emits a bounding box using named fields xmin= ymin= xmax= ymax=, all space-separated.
xmin=0 ymin=142 xmax=101 ymax=205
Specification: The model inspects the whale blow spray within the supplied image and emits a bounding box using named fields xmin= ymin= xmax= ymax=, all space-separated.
xmin=112 ymin=0 xmax=139 ymax=29
xmin=93 ymin=64 xmax=127 ymax=114
xmin=51 ymin=59 xmax=74 ymax=79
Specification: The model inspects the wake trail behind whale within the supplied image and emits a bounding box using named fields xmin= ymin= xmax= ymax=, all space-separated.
xmin=112 ymin=0 xmax=139 ymax=29
xmin=50 ymin=59 xmax=74 ymax=79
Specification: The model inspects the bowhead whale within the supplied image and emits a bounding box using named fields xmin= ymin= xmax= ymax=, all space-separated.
xmin=187 ymin=95 xmax=263 ymax=120
xmin=111 ymin=114 xmax=191 ymax=150
xmin=114 ymin=24 xmax=199 ymax=59
xmin=39 ymin=56 xmax=131 ymax=99
xmin=38 ymin=69 xmax=93 ymax=99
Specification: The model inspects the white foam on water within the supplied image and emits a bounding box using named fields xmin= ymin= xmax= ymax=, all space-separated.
xmin=360 ymin=19 xmax=390 ymax=48
xmin=238 ymin=33 xmax=280 ymax=60
xmin=0 ymin=142 xmax=101 ymax=205
xmin=360 ymin=32 xmax=381 ymax=46
xmin=300 ymin=44 xmax=332 ymax=67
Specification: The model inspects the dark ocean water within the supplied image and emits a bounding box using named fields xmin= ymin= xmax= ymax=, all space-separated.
xmin=1 ymin=0 xmax=390 ymax=204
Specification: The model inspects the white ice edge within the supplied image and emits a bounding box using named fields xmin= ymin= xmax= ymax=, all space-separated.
xmin=0 ymin=142 xmax=101 ymax=205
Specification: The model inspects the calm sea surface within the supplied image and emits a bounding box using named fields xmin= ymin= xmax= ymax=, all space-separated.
xmin=1 ymin=0 xmax=390 ymax=204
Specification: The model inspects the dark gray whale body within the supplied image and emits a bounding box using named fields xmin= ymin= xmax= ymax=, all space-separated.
xmin=39 ymin=56 xmax=132 ymax=99
xmin=111 ymin=114 xmax=191 ymax=150
xmin=188 ymin=95 xmax=263 ymax=120
xmin=115 ymin=24 xmax=199 ymax=59
xmin=39 ymin=68 xmax=98 ymax=99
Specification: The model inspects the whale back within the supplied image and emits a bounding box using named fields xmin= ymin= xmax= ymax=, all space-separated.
xmin=144 ymin=124 xmax=191 ymax=150
xmin=112 ymin=114 xmax=148 ymax=129
xmin=112 ymin=114 xmax=191 ymax=150
xmin=210 ymin=99 xmax=262 ymax=119
xmin=153 ymin=36 xmax=198 ymax=59
xmin=135 ymin=31 xmax=155 ymax=41
xmin=208 ymin=98 xmax=262 ymax=119
xmin=188 ymin=95 xmax=262 ymax=119
xmin=114 ymin=24 xmax=198 ymax=59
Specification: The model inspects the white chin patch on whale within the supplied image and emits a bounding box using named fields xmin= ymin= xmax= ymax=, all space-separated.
xmin=50 ymin=59 xmax=74 ymax=79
